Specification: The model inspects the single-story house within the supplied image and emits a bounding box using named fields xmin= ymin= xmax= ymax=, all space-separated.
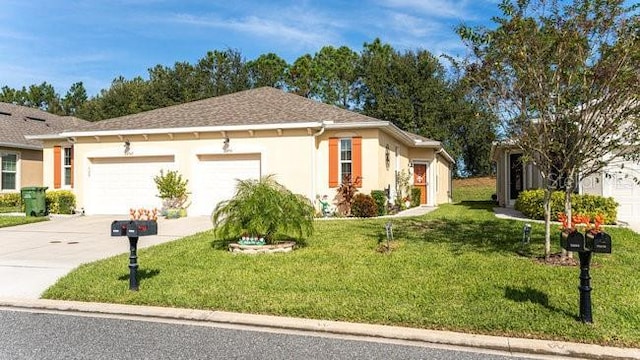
xmin=28 ymin=87 xmax=454 ymax=216
xmin=493 ymin=143 xmax=640 ymax=224
xmin=0 ymin=102 xmax=88 ymax=193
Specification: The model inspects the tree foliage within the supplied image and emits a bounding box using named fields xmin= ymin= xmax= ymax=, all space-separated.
xmin=458 ymin=0 xmax=640 ymax=258
xmin=2 ymin=43 xmax=499 ymax=176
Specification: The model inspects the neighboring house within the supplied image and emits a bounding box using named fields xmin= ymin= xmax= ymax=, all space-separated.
xmin=493 ymin=143 xmax=640 ymax=224
xmin=28 ymin=87 xmax=454 ymax=216
xmin=0 ymin=102 xmax=88 ymax=193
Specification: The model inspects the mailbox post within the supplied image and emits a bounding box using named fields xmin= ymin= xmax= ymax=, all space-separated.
xmin=111 ymin=220 xmax=157 ymax=291
xmin=560 ymin=229 xmax=611 ymax=323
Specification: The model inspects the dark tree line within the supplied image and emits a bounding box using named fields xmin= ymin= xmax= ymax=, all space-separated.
xmin=1 ymin=40 xmax=497 ymax=176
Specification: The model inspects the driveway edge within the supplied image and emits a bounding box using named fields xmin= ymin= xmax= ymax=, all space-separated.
xmin=1 ymin=298 xmax=638 ymax=360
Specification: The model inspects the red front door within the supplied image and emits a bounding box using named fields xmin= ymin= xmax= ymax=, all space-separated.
xmin=413 ymin=164 xmax=427 ymax=204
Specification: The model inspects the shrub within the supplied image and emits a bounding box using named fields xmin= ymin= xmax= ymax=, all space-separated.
xmin=0 ymin=193 xmax=21 ymax=212
xmin=411 ymin=187 xmax=422 ymax=207
xmin=370 ymin=190 xmax=387 ymax=216
xmin=515 ymin=189 xmax=618 ymax=224
xmin=336 ymin=174 xmax=360 ymax=216
xmin=212 ymin=175 xmax=315 ymax=243
xmin=351 ymin=194 xmax=378 ymax=218
xmin=46 ymin=190 xmax=76 ymax=214
xmin=154 ymin=170 xmax=190 ymax=210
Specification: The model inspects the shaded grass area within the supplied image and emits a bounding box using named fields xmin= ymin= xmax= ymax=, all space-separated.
xmin=0 ymin=216 xmax=47 ymax=227
xmin=44 ymin=201 xmax=640 ymax=347
xmin=452 ymin=177 xmax=495 ymax=203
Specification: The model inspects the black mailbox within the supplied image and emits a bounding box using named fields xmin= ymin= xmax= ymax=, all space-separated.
xmin=111 ymin=220 xmax=157 ymax=237
xmin=560 ymin=230 xmax=587 ymax=252
xmin=586 ymin=231 xmax=612 ymax=254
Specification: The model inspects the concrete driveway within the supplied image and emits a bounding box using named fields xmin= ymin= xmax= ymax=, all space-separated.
xmin=0 ymin=215 xmax=213 ymax=299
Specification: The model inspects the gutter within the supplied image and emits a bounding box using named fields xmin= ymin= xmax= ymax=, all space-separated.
xmin=310 ymin=123 xmax=327 ymax=203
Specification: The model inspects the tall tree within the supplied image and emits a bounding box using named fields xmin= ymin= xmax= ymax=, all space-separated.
xmin=246 ymin=53 xmax=288 ymax=89
xmin=313 ymin=45 xmax=359 ymax=108
xmin=459 ymin=0 xmax=640 ymax=259
xmin=286 ymin=54 xmax=317 ymax=98
xmin=62 ymin=82 xmax=88 ymax=116
xmin=196 ymin=48 xmax=250 ymax=97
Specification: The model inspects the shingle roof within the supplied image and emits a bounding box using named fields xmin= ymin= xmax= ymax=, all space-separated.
xmin=76 ymin=87 xmax=384 ymax=132
xmin=0 ymin=103 xmax=89 ymax=149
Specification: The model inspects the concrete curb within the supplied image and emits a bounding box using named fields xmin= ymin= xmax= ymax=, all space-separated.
xmin=1 ymin=298 xmax=638 ymax=359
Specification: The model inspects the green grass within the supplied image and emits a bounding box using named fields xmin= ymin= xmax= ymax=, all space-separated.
xmin=43 ymin=202 xmax=640 ymax=347
xmin=453 ymin=186 xmax=495 ymax=202
xmin=0 ymin=216 xmax=48 ymax=227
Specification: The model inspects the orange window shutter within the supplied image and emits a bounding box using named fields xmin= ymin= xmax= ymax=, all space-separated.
xmin=352 ymin=137 xmax=362 ymax=187
xmin=53 ymin=146 xmax=61 ymax=189
xmin=70 ymin=146 xmax=74 ymax=188
xmin=328 ymin=138 xmax=339 ymax=187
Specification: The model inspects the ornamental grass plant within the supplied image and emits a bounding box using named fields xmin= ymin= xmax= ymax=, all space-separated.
xmin=211 ymin=175 xmax=315 ymax=244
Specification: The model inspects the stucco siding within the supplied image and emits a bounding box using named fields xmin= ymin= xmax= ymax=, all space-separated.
xmin=19 ymin=148 xmax=43 ymax=187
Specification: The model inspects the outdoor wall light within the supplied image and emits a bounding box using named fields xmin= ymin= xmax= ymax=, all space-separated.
xmin=124 ymin=140 xmax=132 ymax=155
xmin=385 ymin=145 xmax=390 ymax=169
xmin=223 ymin=137 xmax=231 ymax=152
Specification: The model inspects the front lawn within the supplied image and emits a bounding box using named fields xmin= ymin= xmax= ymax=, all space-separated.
xmin=43 ymin=202 xmax=640 ymax=347
xmin=0 ymin=216 xmax=48 ymax=227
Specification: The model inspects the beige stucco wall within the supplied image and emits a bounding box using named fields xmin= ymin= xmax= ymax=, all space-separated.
xmin=0 ymin=147 xmax=43 ymax=192
xmin=436 ymin=153 xmax=452 ymax=204
xmin=41 ymin=127 xmax=454 ymax=211
xmin=19 ymin=148 xmax=43 ymax=187
xmin=44 ymin=129 xmax=315 ymax=211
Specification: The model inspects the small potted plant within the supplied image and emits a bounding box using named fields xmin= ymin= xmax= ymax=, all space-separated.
xmin=154 ymin=170 xmax=190 ymax=218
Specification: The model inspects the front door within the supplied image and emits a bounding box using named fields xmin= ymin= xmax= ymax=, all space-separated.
xmin=509 ymin=153 xmax=523 ymax=201
xmin=413 ymin=163 xmax=427 ymax=204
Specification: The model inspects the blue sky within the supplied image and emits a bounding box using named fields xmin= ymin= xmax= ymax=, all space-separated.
xmin=0 ymin=0 xmax=501 ymax=97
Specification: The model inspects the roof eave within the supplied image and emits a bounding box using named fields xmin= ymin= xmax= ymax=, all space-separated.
xmin=0 ymin=142 xmax=43 ymax=151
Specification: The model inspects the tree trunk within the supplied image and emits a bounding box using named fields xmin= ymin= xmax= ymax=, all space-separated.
xmin=562 ymin=178 xmax=574 ymax=261
xmin=543 ymin=188 xmax=552 ymax=261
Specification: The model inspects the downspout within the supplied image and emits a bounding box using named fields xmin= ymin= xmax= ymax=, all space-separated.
xmin=311 ymin=123 xmax=326 ymax=203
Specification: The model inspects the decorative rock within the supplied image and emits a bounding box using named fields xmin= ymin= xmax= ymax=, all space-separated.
xmin=228 ymin=241 xmax=296 ymax=254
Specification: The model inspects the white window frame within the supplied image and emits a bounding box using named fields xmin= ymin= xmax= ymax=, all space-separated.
xmin=1 ymin=151 xmax=20 ymax=192
xmin=339 ymin=138 xmax=352 ymax=183
xmin=62 ymin=146 xmax=73 ymax=187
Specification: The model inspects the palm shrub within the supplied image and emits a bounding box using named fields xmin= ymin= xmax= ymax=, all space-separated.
xmin=212 ymin=175 xmax=315 ymax=244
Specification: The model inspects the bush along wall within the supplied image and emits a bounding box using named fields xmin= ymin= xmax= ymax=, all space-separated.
xmin=351 ymin=194 xmax=378 ymax=218
xmin=515 ymin=189 xmax=618 ymax=224
xmin=411 ymin=187 xmax=422 ymax=208
xmin=46 ymin=190 xmax=76 ymax=215
xmin=370 ymin=190 xmax=387 ymax=216
xmin=0 ymin=193 xmax=22 ymax=212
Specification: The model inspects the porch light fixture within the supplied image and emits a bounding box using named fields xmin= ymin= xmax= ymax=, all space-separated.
xmin=408 ymin=160 xmax=414 ymax=168
xmin=124 ymin=140 xmax=132 ymax=155
xmin=385 ymin=145 xmax=390 ymax=169
xmin=223 ymin=137 xmax=231 ymax=152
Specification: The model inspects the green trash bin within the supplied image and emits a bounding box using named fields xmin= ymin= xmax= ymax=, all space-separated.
xmin=21 ymin=186 xmax=48 ymax=217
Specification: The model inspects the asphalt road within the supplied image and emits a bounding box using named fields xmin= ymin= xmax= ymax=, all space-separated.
xmin=0 ymin=309 xmax=549 ymax=360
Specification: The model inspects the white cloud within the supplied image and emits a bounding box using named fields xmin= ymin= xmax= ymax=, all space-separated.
xmin=378 ymin=0 xmax=473 ymax=19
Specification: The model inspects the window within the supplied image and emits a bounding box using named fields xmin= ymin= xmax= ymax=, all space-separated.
xmin=1 ymin=153 xmax=17 ymax=190
xmin=339 ymin=138 xmax=352 ymax=182
xmin=63 ymin=147 xmax=72 ymax=186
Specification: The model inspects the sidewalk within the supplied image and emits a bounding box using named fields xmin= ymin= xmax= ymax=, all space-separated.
xmin=0 ymin=298 xmax=638 ymax=360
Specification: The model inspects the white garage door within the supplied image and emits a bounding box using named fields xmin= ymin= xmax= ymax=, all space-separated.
xmin=190 ymin=154 xmax=261 ymax=216
xmin=86 ymin=156 xmax=175 ymax=215
xmin=604 ymin=160 xmax=640 ymax=224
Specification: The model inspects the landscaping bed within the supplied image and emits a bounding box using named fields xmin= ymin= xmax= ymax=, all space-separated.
xmin=43 ymin=201 xmax=640 ymax=347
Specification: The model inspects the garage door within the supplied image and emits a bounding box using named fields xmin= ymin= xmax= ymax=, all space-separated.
xmin=190 ymin=154 xmax=261 ymax=216
xmin=86 ymin=156 xmax=175 ymax=215
xmin=604 ymin=160 xmax=640 ymax=224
